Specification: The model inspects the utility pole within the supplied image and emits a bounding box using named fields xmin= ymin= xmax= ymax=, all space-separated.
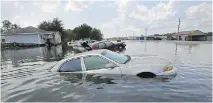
xmin=144 ymin=28 xmax=147 ymax=51
xmin=145 ymin=28 xmax=147 ymax=41
xmin=177 ymin=18 xmax=181 ymax=41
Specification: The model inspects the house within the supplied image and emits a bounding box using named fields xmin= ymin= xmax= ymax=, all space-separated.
xmin=1 ymin=26 xmax=61 ymax=45
xmin=172 ymin=30 xmax=210 ymax=41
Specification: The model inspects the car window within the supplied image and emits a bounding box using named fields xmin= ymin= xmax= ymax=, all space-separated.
xmin=102 ymin=50 xmax=129 ymax=64
xmin=84 ymin=55 xmax=111 ymax=70
xmin=59 ymin=58 xmax=82 ymax=72
xmin=105 ymin=41 xmax=113 ymax=47
xmin=98 ymin=42 xmax=106 ymax=49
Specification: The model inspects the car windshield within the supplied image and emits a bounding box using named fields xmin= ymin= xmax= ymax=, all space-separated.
xmin=101 ymin=50 xmax=129 ymax=64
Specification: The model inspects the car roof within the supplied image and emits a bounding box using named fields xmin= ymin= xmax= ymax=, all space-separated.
xmin=74 ymin=49 xmax=106 ymax=57
xmin=51 ymin=49 xmax=107 ymax=72
xmin=63 ymin=49 xmax=106 ymax=61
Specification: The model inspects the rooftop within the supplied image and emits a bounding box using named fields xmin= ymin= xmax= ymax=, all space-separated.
xmin=2 ymin=26 xmax=57 ymax=35
xmin=173 ymin=30 xmax=205 ymax=36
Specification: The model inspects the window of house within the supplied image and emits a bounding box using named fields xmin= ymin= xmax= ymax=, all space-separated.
xmin=2 ymin=39 xmax=6 ymax=43
xmin=83 ymin=55 xmax=111 ymax=70
xmin=59 ymin=58 xmax=82 ymax=72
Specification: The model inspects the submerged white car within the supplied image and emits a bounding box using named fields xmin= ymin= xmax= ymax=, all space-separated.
xmin=51 ymin=49 xmax=177 ymax=78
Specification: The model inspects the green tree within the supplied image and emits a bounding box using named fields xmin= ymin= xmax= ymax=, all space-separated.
xmin=72 ymin=23 xmax=103 ymax=40
xmin=38 ymin=19 xmax=103 ymax=42
xmin=72 ymin=23 xmax=93 ymax=40
xmin=1 ymin=20 xmax=21 ymax=33
xmin=37 ymin=21 xmax=52 ymax=31
xmin=90 ymin=28 xmax=103 ymax=40
xmin=64 ymin=29 xmax=76 ymax=42
xmin=38 ymin=18 xmax=65 ymax=42
xmin=2 ymin=20 xmax=12 ymax=31
xmin=11 ymin=24 xmax=21 ymax=29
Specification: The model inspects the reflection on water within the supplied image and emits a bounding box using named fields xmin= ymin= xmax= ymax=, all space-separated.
xmin=59 ymin=73 xmax=118 ymax=85
xmin=1 ymin=45 xmax=63 ymax=68
xmin=1 ymin=45 xmax=64 ymax=85
xmin=1 ymin=41 xmax=212 ymax=102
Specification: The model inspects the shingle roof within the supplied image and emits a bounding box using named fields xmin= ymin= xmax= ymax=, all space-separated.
xmin=3 ymin=26 xmax=56 ymax=34
xmin=177 ymin=31 xmax=192 ymax=35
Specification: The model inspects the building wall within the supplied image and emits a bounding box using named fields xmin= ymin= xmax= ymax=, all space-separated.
xmin=39 ymin=33 xmax=59 ymax=44
xmin=2 ymin=33 xmax=41 ymax=44
xmin=54 ymin=32 xmax=61 ymax=44
xmin=180 ymin=35 xmax=188 ymax=41
xmin=38 ymin=33 xmax=45 ymax=44
xmin=188 ymin=35 xmax=206 ymax=41
xmin=206 ymin=36 xmax=212 ymax=41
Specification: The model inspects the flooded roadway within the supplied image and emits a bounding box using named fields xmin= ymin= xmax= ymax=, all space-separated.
xmin=1 ymin=40 xmax=212 ymax=102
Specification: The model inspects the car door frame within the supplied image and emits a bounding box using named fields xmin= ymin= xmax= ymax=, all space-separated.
xmin=104 ymin=41 xmax=114 ymax=51
xmin=80 ymin=54 xmax=120 ymax=72
xmin=97 ymin=42 xmax=107 ymax=49
xmin=56 ymin=57 xmax=85 ymax=73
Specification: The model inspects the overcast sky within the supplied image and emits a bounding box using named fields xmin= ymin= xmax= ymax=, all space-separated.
xmin=1 ymin=0 xmax=212 ymax=38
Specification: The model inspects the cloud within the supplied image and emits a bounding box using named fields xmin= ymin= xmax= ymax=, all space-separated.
xmin=101 ymin=1 xmax=178 ymax=37
xmin=130 ymin=2 xmax=176 ymax=22
xmin=114 ymin=0 xmax=130 ymax=14
xmin=65 ymin=0 xmax=95 ymax=12
xmin=1 ymin=1 xmax=54 ymax=27
xmin=34 ymin=0 xmax=61 ymax=13
xmin=185 ymin=2 xmax=212 ymax=19
xmin=1 ymin=1 xmax=211 ymax=38
xmin=182 ymin=2 xmax=212 ymax=31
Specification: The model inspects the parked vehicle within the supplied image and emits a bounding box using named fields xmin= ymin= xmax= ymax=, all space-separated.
xmin=81 ymin=40 xmax=126 ymax=51
xmin=51 ymin=49 xmax=177 ymax=78
xmin=117 ymin=39 xmax=121 ymax=42
xmin=67 ymin=40 xmax=97 ymax=47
